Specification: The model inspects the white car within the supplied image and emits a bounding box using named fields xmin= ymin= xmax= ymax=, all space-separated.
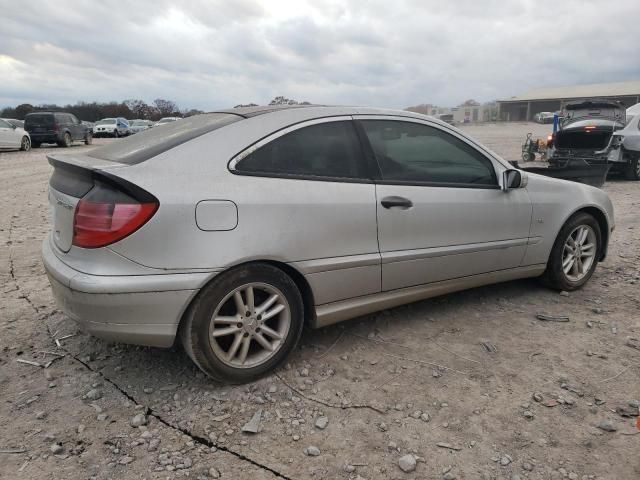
xmin=129 ymin=120 xmax=154 ymax=134
xmin=154 ymin=117 xmax=181 ymax=127
xmin=0 ymin=118 xmax=31 ymax=151
xmin=93 ymin=118 xmax=130 ymax=138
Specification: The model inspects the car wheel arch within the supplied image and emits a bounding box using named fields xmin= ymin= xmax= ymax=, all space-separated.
xmin=556 ymin=205 xmax=610 ymax=261
xmin=177 ymin=260 xmax=317 ymax=345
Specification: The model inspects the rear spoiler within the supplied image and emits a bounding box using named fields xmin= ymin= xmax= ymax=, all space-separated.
xmin=48 ymin=154 xmax=151 ymax=201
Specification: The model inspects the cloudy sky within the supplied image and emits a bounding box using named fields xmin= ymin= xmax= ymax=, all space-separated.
xmin=1 ymin=0 xmax=639 ymax=110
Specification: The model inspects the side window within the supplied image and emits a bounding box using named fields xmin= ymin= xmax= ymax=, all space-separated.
xmin=236 ymin=121 xmax=367 ymax=180
xmin=69 ymin=114 xmax=79 ymax=124
xmin=360 ymin=120 xmax=498 ymax=187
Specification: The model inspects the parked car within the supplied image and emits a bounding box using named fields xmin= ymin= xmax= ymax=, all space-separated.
xmin=436 ymin=113 xmax=455 ymax=125
xmin=535 ymin=112 xmax=555 ymax=124
xmin=547 ymin=100 xmax=634 ymax=178
xmin=93 ymin=118 xmax=130 ymax=138
xmin=129 ymin=119 xmax=154 ymax=134
xmin=600 ymin=112 xmax=640 ymax=180
xmin=43 ymin=106 xmax=614 ymax=383
xmin=154 ymin=116 xmax=181 ymax=127
xmin=82 ymin=120 xmax=95 ymax=129
xmin=0 ymin=118 xmax=31 ymax=151
xmin=24 ymin=112 xmax=92 ymax=148
xmin=5 ymin=118 xmax=24 ymax=128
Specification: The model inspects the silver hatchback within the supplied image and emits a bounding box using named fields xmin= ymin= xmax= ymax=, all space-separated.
xmin=43 ymin=105 xmax=614 ymax=382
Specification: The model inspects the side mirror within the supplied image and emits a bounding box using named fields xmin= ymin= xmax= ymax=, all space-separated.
xmin=502 ymin=169 xmax=526 ymax=191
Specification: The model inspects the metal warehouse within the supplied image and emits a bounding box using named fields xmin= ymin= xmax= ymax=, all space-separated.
xmin=498 ymin=80 xmax=640 ymax=121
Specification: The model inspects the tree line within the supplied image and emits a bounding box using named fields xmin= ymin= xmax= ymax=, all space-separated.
xmin=1 ymin=96 xmax=312 ymax=122
xmin=0 ymin=99 xmax=203 ymax=122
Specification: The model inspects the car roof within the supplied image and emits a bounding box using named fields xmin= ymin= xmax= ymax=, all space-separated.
xmin=87 ymin=106 xmax=446 ymax=166
xmin=210 ymin=104 xmax=432 ymax=121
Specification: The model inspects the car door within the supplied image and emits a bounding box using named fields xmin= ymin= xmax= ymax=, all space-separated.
xmin=68 ymin=114 xmax=82 ymax=140
xmin=0 ymin=119 xmax=14 ymax=148
xmin=356 ymin=116 xmax=532 ymax=291
xmin=229 ymin=117 xmax=380 ymax=305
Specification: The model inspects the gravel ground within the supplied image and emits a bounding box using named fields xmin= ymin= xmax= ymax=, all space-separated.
xmin=1 ymin=124 xmax=639 ymax=480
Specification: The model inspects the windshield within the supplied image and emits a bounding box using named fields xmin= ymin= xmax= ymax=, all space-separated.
xmin=97 ymin=119 xmax=116 ymax=125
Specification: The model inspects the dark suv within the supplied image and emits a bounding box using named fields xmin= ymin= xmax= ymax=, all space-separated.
xmin=24 ymin=112 xmax=92 ymax=148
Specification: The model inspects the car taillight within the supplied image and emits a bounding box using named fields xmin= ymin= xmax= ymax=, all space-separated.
xmin=72 ymin=180 xmax=158 ymax=248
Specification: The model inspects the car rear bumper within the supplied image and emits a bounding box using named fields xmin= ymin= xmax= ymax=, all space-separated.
xmin=29 ymin=133 xmax=62 ymax=143
xmin=42 ymin=236 xmax=213 ymax=348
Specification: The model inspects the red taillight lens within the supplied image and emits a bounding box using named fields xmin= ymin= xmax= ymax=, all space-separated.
xmin=72 ymin=181 xmax=158 ymax=248
xmin=546 ymin=134 xmax=554 ymax=147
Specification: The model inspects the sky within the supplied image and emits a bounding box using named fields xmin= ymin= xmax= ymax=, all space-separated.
xmin=1 ymin=0 xmax=639 ymax=111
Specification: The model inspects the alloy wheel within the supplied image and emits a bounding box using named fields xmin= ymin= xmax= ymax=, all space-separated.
xmin=21 ymin=136 xmax=31 ymax=151
xmin=562 ymin=225 xmax=597 ymax=282
xmin=208 ymin=283 xmax=291 ymax=368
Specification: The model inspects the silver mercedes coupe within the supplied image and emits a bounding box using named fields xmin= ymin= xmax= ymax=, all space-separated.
xmin=43 ymin=105 xmax=614 ymax=382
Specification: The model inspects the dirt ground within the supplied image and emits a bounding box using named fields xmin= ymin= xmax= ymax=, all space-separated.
xmin=1 ymin=123 xmax=639 ymax=480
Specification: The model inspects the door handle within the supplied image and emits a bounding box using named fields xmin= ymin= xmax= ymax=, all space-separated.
xmin=381 ymin=196 xmax=413 ymax=209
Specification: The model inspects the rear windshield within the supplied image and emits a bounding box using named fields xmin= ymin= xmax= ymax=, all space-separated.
xmin=88 ymin=113 xmax=241 ymax=165
xmin=25 ymin=114 xmax=54 ymax=126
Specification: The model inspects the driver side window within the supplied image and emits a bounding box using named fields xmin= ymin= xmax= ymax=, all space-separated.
xmin=360 ymin=120 xmax=498 ymax=187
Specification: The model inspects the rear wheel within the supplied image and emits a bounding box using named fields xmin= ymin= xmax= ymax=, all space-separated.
xmin=58 ymin=132 xmax=72 ymax=148
xmin=180 ymin=263 xmax=304 ymax=383
xmin=540 ymin=212 xmax=601 ymax=291
xmin=20 ymin=136 xmax=31 ymax=151
xmin=623 ymin=154 xmax=640 ymax=180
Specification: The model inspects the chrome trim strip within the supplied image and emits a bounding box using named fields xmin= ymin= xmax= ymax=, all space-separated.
xmin=312 ymin=264 xmax=546 ymax=328
xmin=381 ymin=238 xmax=529 ymax=264
xmin=291 ymin=253 xmax=381 ymax=274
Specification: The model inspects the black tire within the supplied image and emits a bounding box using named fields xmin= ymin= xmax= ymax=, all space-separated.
xmin=20 ymin=136 xmax=31 ymax=151
xmin=85 ymin=132 xmax=93 ymax=145
xmin=522 ymin=152 xmax=535 ymax=162
xmin=32 ymin=142 xmax=41 ymax=148
xmin=623 ymin=153 xmax=640 ymax=181
xmin=180 ymin=263 xmax=304 ymax=383
xmin=58 ymin=132 xmax=72 ymax=148
xmin=114 ymin=130 xmax=119 ymax=138
xmin=540 ymin=212 xmax=602 ymax=291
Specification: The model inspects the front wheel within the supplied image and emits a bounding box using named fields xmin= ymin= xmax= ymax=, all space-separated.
xmin=180 ymin=263 xmax=304 ymax=383
xmin=85 ymin=132 xmax=93 ymax=145
xmin=540 ymin=212 xmax=602 ymax=291
xmin=20 ymin=136 xmax=31 ymax=151
xmin=114 ymin=130 xmax=119 ymax=138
